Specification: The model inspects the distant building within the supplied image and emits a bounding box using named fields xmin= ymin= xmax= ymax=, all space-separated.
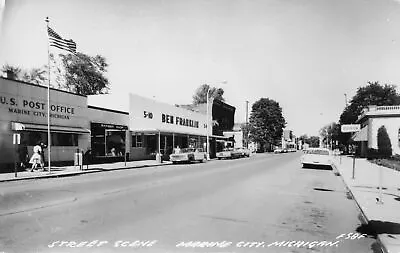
xmin=176 ymin=100 xmax=236 ymax=157
xmin=283 ymin=129 xmax=293 ymax=141
xmin=281 ymin=129 xmax=295 ymax=150
xmin=223 ymin=123 xmax=244 ymax=148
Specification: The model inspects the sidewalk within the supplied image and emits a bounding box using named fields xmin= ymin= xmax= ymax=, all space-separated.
xmin=334 ymin=155 xmax=400 ymax=253
xmin=0 ymin=160 xmax=172 ymax=182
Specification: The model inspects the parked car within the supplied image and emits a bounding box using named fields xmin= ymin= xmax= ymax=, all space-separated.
xmin=274 ymin=148 xmax=283 ymax=154
xmin=169 ymin=148 xmax=206 ymax=164
xmin=235 ymin=147 xmax=251 ymax=157
xmin=231 ymin=148 xmax=245 ymax=158
xmin=216 ymin=148 xmax=233 ymax=159
xmin=300 ymin=148 xmax=334 ymax=169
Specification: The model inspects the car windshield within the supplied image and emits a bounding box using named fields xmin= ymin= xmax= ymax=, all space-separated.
xmin=180 ymin=148 xmax=194 ymax=153
xmin=306 ymin=149 xmax=330 ymax=155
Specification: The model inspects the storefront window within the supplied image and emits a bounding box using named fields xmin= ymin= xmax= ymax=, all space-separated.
xmin=52 ymin=133 xmax=78 ymax=146
xmin=20 ymin=131 xmax=78 ymax=146
xmin=160 ymin=134 xmax=173 ymax=155
xmin=132 ymin=134 xmax=142 ymax=147
xmin=90 ymin=123 xmax=128 ymax=157
xmin=105 ymin=130 xmax=125 ymax=156
xmin=145 ymin=134 xmax=157 ymax=155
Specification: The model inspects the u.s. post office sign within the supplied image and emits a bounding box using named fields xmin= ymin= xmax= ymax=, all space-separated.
xmin=0 ymin=78 xmax=88 ymax=128
xmin=341 ymin=124 xmax=360 ymax=133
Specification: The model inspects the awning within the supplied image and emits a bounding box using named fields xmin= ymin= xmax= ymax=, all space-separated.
xmin=352 ymin=126 xmax=368 ymax=142
xmin=11 ymin=122 xmax=90 ymax=134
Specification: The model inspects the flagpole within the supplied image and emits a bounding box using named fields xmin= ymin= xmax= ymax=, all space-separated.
xmin=45 ymin=17 xmax=51 ymax=173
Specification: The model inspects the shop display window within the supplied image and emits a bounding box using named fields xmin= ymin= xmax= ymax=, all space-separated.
xmin=20 ymin=131 xmax=78 ymax=146
xmin=132 ymin=134 xmax=142 ymax=147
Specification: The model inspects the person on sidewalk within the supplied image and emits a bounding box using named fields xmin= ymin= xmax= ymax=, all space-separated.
xmin=29 ymin=143 xmax=44 ymax=172
xmin=40 ymin=142 xmax=47 ymax=168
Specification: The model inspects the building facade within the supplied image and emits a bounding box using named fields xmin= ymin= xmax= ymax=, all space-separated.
xmin=0 ymin=77 xmax=237 ymax=171
xmin=354 ymin=105 xmax=400 ymax=157
xmin=0 ymin=77 xmax=90 ymax=171
xmin=88 ymin=93 xmax=212 ymax=160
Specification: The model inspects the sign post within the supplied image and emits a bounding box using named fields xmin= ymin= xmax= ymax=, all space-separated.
xmin=13 ymin=133 xmax=21 ymax=177
xmin=341 ymin=124 xmax=361 ymax=180
xmin=377 ymin=161 xmax=384 ymax=204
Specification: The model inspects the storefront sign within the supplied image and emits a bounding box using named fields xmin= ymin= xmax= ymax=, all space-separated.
xmin=341 ymin=124 xmax=360 ymax=133
xmin=1 ymin=95 xmax=75 ymax=120
xmin=143 ymin=111 xmax=153 ymax=119
xmin=129 ymin=93 xmax=209 ymax=136
xmin=162 ymin=113 xmax=199 ymax=128
xmin=91 ymin=122 xmax=128 ymax=130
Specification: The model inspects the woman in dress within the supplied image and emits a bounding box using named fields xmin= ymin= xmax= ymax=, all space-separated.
xmin=29 ymin=143 xmax=44 ymax=172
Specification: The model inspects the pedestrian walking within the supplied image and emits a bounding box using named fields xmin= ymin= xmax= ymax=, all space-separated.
xmin=29 ymin=143 xmax=44 ymax=172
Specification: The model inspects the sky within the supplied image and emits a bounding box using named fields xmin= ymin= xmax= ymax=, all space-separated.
xmin=1 ymin=0 xmax=400 ymax=136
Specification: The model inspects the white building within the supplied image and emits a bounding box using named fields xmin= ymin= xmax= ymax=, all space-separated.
xmin=87 ymin=93 xmax=211 ymax=161
xmin=354 ymin=105 xmax=400 ymax=157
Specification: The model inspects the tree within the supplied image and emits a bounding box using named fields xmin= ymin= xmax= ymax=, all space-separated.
xmin=339 ymin=81 xmax=400 ymax=146
xmin=377 ymin=126 xmax=392 ymax=158
xmin=2 ymin=64 xmax=47 ymax=86
xmin=340 ymin=81 xmax=400 ymax=125
xmin=1 ymin=64 xmax=22 ymax=80
xmin=49 ymin=53 xmax=67 ymax=89
xmin=58 ymin=52 xmax=109 ymax=95
xmin=192 ymin=84 xmax=225 ymax=105
xmin=21 ymin=67 xmax=47 ymax=85
xmin=298 ymin=134 xmax=320 ymax=148
xmin=248 ymin=98 xmax=286 ymax=151
xmin=307 ymin=136 xmax=320 ymax=148
xmin=319 ymin=122 xmax=340 ymax=148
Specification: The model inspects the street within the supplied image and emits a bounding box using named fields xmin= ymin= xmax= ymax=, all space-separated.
xmin=1 ymin=153 xmax=380 ymax=253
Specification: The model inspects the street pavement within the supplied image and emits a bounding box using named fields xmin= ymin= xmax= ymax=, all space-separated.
xmin=0 ymin=152 xmax=379 ymax=253
xmin=334 ymin=155 xmax=400 ymax=253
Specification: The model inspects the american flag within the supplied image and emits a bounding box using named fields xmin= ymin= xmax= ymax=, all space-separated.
xmin=47 ymin=26 xmax=76 ymax=54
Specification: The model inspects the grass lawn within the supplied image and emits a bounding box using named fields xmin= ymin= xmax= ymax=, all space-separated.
xmin=369 ymin=158 xmax=400 ymax=172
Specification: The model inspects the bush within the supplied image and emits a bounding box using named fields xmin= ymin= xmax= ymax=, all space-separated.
xmin=367 ymin=148 xmax=380 ymax=160
xmin=377 ymin=125 xmax=392 ymax=158
xmin=392 ymin=154 xmax=400 ymax=160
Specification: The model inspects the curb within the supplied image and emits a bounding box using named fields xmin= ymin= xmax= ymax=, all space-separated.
xmin=334 ymin=158 xmax=386 ymax=253
xmin=377 ymin=236 xmax=389 ymax=253
xmin=0 ymin=162 xmax=172 ymax=183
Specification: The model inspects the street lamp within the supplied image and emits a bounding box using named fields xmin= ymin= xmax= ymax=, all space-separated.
xmin=206 ymin=87 xmax=211 ymax=160
xmin=245 ymin=100 xmax=249 ymax=149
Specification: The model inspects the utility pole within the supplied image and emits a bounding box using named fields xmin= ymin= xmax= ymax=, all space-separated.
xmin=344 ymin=93 xmax=348 ymax=107
xmin=246 ymin=100 xmax=249 ymax=149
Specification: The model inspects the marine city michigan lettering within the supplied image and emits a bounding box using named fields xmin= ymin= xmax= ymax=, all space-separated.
xmin=0 ymin=95 xmax=75 ymax=120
